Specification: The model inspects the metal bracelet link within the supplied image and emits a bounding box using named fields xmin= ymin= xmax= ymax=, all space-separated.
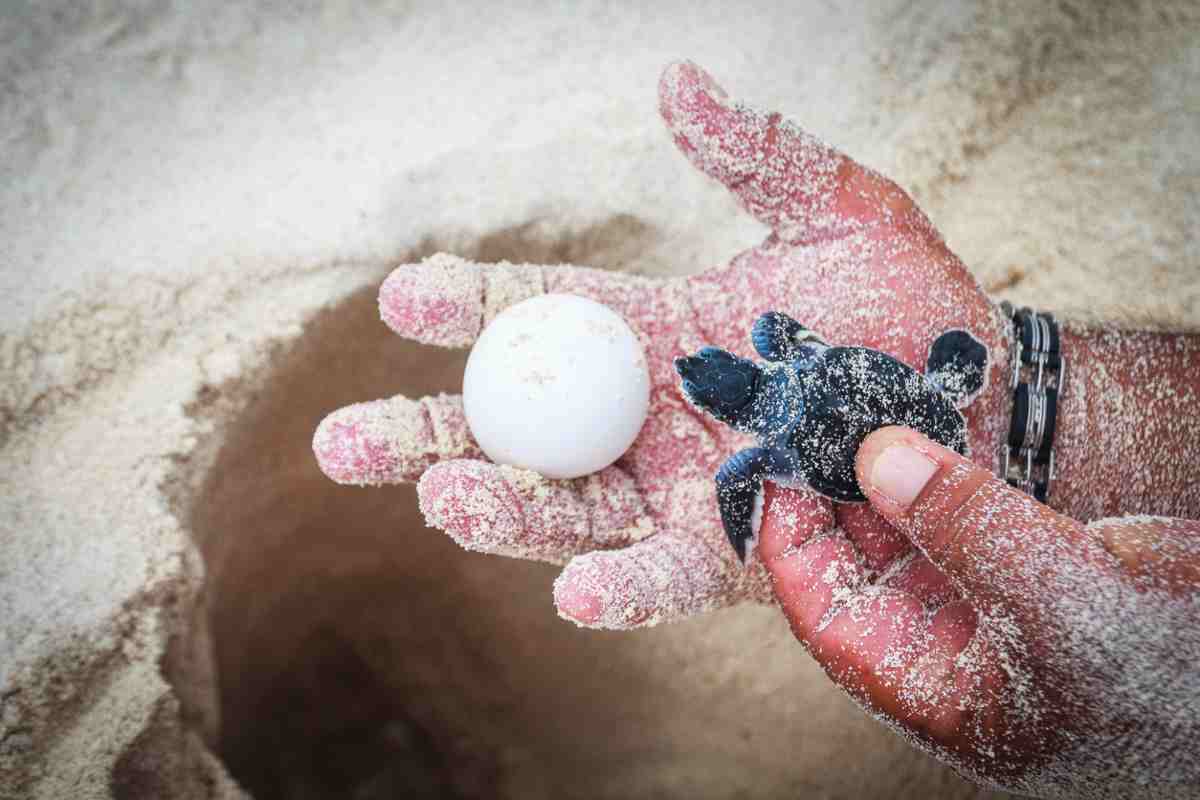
xmin=998 ymin=301 xmax=1065 ymax=502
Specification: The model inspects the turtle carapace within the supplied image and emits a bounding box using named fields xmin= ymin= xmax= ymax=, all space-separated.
xmin=674 ymin=311 xmax=990 ymax=562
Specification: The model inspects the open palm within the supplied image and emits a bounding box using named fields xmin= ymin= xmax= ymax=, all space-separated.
xmin=313 ymin=61 xmax=1010 ymax=629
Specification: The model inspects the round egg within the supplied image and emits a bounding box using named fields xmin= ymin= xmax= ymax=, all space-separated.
xmin=462 ymin=293 xmax=650 ymax=479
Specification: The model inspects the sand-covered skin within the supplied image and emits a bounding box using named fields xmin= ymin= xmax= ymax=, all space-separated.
xmin=3 ymin=1 xmax=1200 ymax=797
xmin=317 ymin=59 xmax=1200 ymax=798
xmin=760 ymin=427 xmax=1200 ymax=798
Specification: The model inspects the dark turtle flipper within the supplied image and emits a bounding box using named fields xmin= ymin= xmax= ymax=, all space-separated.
xmin=715 ymin=447 xmax=798 ymax=562
xmin=751 ymin=312 xmax=825 ymax=362
xmin=925 ymin=329 xmax=989 ymax=407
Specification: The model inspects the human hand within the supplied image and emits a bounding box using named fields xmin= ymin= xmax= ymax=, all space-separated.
xmin=312 ymin=60 xmax=1013 ymax=627
xmin=761 ymin=424 xmax=1200 ymax=798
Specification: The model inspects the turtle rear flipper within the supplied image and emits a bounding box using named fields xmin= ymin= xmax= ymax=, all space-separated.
xmin=751 ymin=312 xmax=826 ymax=362
xmin=925 ymin=329 xmax=989 ymax=408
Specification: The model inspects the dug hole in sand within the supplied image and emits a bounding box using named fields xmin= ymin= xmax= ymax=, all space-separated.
xmin=2 ymin=2 xmax=1198 ymax=798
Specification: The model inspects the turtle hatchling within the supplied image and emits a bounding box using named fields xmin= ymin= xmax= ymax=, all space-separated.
xmin=674 ymin=311 xmax=989 ymax=562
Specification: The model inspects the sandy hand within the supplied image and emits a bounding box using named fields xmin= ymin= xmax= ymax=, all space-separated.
xmin=312 ymin=60 xmax=1011 ymax=628
xmin=762 ymin=425 xmax=1200 ymax=798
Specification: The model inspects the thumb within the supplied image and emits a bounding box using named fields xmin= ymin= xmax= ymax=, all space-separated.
xmin=855 ymin=426 xmax=1111 ymax=628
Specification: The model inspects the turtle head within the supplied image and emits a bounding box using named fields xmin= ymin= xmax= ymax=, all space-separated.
xmin=674 ymin=347 xmax=762 ymax=428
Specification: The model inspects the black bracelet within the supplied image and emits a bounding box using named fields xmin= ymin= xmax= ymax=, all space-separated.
xmin=998 ymin=302 xmax=1067 ymax=502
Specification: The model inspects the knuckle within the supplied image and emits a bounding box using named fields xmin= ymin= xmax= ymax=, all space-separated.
xmin=905 ymin=461 xmax=997 ymax=560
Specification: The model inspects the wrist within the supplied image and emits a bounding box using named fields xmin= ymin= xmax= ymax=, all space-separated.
xmin=1037 ymin=320 xmax=1200 ymax=521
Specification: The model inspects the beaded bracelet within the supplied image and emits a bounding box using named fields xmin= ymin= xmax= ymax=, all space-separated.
xmin=999 ymin=302 xmax=1066 ymax=502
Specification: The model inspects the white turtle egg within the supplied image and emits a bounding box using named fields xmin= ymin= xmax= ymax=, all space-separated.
xmin=462 ymin=293 xmax=650 ymax=479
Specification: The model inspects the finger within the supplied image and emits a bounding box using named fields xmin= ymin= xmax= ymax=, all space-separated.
xmin=416 ymin=460 xmax=653 ymax=563
xmin=765 ymin=527 xmax=868 ymax=637
xmin=764 ymin=522 xmax=1007 ymax=757
xmin=313 ymin=393 xmax=479 ymax=485
xmin=878 ymin=552 xmax=959 ymax=610
xmin=855 ymin=425 xmax=1113 ymax=630
xmin=552 ymin=534 xmax=741 ymax=629
xmin=658 ymin=60 xmax=918 ymax=243
xmin=755 ymin=483 xmax=833 ymax=562
xmin=378 ymin=252 xmax=667 ymax=349
xmin=762 ymin=513 xmax=932 ymax=701
xmin=835 ymin=504 xmax=957 ymax=608
xmin=378 ymin=253 xmax=540 ymax=347
xmin=1092 ymin=516 xmax=1200 ymax=595
xmin=898 ymin=600 xmax=1008 ymax=749
xmin=835 ymin=502 xmax=914 ymax=573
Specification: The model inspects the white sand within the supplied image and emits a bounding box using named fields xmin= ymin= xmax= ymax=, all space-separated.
xmin=2 ymin=1 xmax=1198 ymax=797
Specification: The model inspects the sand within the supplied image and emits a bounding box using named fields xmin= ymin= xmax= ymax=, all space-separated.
xmin=1 ymin=0 xmax=1198 ymax=797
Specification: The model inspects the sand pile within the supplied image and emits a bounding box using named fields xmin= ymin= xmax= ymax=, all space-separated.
xmin=2 ymin=1 xmax=1197 ymax=797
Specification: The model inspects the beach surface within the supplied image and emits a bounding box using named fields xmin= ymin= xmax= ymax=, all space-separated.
xmin=2 ymin=1 xmax=1197 ymax=797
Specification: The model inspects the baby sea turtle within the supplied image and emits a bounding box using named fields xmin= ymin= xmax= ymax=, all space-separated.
xmin=675 ymin=311 xmax=989 ymax=562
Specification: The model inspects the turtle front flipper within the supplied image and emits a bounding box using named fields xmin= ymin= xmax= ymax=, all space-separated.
xmin=714 ymin=447 xmax=797 ymax=562
xmin=751 ymin=312 xmax=826 ymax=362
xmin=925 ymin=329 xmax=989 ymax=407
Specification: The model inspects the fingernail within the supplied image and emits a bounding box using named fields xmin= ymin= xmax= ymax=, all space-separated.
xmin=559 ymin=592 xmax=601 ymax=625
xmin=553 ymin=578 xmax=602 ymax=626
xmin=869 ymin=443 xmax=939 ymax=509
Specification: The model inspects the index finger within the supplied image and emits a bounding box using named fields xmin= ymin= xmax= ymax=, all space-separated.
xmin=759 ymin=484 xmax=1015 ymax=769
xmin=658 ymin=61 xmax=922 ymax=244
xmin=378 ymin=253 xmax=671 ymax=350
